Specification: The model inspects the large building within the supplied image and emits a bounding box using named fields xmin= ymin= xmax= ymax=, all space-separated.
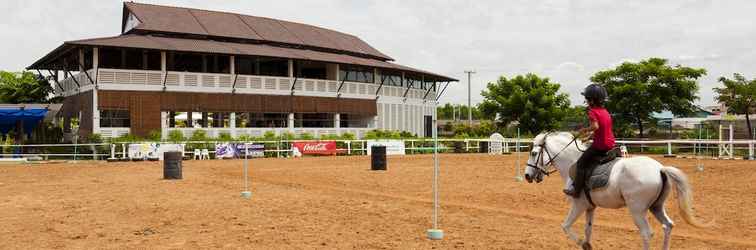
xmin=28 ymin=2 xmax=456 ymax=140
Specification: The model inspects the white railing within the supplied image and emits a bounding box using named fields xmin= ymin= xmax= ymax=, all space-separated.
xmin=98 ymin=128 xmax=131 ymax=139
xmin=2 ymin=138 xmax=753 ymax=161
xmin=58 ymin=69 xmax=95 ymax=96
xmin=88 ymin=68 xmax=435 ymax=101
xmin=166 ymin=127 xmax=374 ymax=139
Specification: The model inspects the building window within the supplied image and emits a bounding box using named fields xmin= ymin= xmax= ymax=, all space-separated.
xmin=294 ymin=60 xmax=327 ymax=80
xmin=340 ymin=114 xmax=370 ymax=128
xmin=167 ymin=52 xmax=230 ymax=73
xmin=405 ymin=75 xmax=423 ymax=89
xmin=295 ymin=113 xmax=333 ymax=128
xmin=237 ymin=113 xmax=288 ymax=128
xmin=339 ymin=65 xmax=374 ymax=83
xmin=235 ymin=56 xmax=289 ymax=77
xmin=99 ymin=48 xmax=160 ymax=70
xmin=82 ymin=47 xmax=94 ymax=70
xmin=207 ymin=112 xmax=231 ymax=128
xmin=381 ymin=70 xmax=402 ymax=87
xmin=100 ymin=110 xmax=130 ymax=127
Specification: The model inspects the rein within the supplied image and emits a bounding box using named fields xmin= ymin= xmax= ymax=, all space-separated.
xmin=527 ymin=133 xmax=583 ymax=176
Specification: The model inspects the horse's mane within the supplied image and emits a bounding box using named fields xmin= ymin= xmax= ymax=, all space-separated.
xmin=535 ymin=131 xmax=583 ymax=146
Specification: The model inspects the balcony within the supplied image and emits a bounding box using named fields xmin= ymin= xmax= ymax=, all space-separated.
xmin=58 ymin=68 xmax=436 ymax=103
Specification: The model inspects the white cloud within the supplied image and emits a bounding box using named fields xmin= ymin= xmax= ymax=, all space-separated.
xmin=556 ymin=62 xmax=585 ymax=72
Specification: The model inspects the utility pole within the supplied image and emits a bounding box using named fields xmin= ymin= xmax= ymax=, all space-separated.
xmin=464 ymin=70 xmax=475 ymax=126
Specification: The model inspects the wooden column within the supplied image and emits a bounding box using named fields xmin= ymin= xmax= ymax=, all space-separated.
xmin=288 ymin=59 xmax=294 ymax=78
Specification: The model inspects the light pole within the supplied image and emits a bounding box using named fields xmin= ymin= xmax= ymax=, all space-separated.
xmin=464 ymin=70 xmax=475 ymax=126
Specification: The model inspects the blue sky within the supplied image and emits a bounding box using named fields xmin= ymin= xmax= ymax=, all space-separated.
xmin=2 ymin=0 xmax=754 ymax=106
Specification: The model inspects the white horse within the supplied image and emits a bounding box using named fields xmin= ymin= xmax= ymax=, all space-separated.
xmin=523 ymin=132 xmax=705 ymax=250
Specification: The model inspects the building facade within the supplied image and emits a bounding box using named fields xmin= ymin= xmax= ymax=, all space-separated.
xmin=28 ymin=2 xmax=456 ymax=140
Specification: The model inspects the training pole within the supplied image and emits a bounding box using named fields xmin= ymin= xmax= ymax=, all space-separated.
xmin=241 ymin=144 xmax=252 ymax=199
xmin=427 ymin=100 xmax=443 ymax=240
xmin=515 ymin=127 xmax=523 ymax=182
xmin=696 ymin=124 xmax=704 ymax=172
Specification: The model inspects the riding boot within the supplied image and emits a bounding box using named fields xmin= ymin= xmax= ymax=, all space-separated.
xmin=564 ymin=166 xmax=586 ymax=198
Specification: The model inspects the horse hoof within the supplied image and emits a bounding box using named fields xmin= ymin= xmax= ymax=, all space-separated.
xmin=581 ymin=242 xmax=592 ymax=250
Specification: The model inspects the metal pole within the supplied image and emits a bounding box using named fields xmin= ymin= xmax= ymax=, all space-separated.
xmin=241 ymin=144 xmax=251 ymax=199
xmin=427 ymin=99 xmax=443 ymax=240
xmin=464 ymin=70 xmax=475 ymax=126
xmin=515 ymin=127 xmax=523 ymax=182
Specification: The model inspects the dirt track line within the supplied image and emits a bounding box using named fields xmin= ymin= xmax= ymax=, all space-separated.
xmin=256 ymin=177 xmax=756 ymax=248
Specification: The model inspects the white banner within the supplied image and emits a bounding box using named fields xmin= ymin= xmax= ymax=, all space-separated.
xmin=367 ymin=140 xmax=405 ymax=155
xmin=128 ymin=143 xmax=159 ymax=159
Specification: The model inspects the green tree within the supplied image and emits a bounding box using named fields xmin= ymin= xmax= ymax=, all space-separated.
xmin=715 ymin=73 xmax=756 ymax=140
xmin=559 ymin=105 xmax=587 ymax=131
xmin=479 ymin=73 xmax=570 ymax=135
xmin=0 ymin=71 xmax=55 ymax=104
xmin=436 ymin=103 xmax=485 ymax=120
xmin=590 ymin=58 xmax=705 ymax=138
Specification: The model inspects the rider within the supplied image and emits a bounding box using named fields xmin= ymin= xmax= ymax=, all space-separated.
xmin=564 ymin=84 xmax=616 ymax=198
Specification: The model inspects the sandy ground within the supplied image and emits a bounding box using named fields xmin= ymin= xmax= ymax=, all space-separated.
xmin=0 ymin=154 xmax=754 ymax=249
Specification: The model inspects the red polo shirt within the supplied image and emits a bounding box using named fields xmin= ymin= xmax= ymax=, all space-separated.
xmin=588 ymin=107 xmax=615 ymax=151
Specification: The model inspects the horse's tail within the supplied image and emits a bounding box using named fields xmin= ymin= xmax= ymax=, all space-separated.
xmin=660 ymin=166 xmax=709 ymax=228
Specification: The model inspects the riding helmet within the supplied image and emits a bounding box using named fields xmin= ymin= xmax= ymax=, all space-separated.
xmin=581 ymin=84 xmax=608 ymax=103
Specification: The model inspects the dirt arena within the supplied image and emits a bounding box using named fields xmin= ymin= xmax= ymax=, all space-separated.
xmin=0 ymin=154 xmax=754 ymax=249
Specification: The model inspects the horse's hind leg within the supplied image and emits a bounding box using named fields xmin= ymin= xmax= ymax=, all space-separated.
xmin=582 ymin=208 xmax=595 ymax=250
xmin=650 ymin=178 xmax=674 ymax=250
xmin=651 ymin=206 xmax=674 ymax=250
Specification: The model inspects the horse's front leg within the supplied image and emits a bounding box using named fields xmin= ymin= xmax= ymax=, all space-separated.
xmin=582 ymin=208 xmax=595 ymax=250
xmin=561 ymin=198 xmax=587 ymax=245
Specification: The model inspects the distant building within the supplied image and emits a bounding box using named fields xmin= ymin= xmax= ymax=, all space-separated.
xmin=27 ymin=3 xmax=456 ymax=139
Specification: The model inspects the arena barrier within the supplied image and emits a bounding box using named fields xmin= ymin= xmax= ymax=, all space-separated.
xmin=1 ymin=139 xmax=753 ymax=161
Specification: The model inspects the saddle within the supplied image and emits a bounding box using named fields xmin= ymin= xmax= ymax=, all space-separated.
xmin=569 ymin=147 xmax=623 ymax=191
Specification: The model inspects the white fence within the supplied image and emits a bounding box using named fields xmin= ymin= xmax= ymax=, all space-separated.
xmin=1 ymin=138 xmax=753 ymax=161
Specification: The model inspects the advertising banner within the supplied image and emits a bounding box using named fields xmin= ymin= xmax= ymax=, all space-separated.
xmin=237 ymin=143 xmax=265 ymax=158
xmin=367 ymin=140 xmax=406 ymax=155
xmin=291 ymin=141 xmax=337 ymax=155
xmin=215 ymin=143 xmax=237 ymax=159
xmin=128 ymin=143 xmax=159 ymax=159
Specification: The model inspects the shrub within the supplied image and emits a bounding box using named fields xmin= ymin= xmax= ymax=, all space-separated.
xmin=217 ymin=132 xmax=233 ymax=141
xmin=263 ymin=131 xmax=277 ymax=140
xmin=298 ymin=132 xmax=314 ymax=140
xmin=190 ymin=130 xmax=208 ymax=141
xmin=112 ymin=133 xmax=143 ymax=143
xmin=84 ymin=133 xmax=103 ymax=143
xmin=168 ymin=130 xmax=185 ymax=142
xmin=147 ymin=130 xmax=162 ymax=141
xmin=340 ymin=132 xmax=356 ymax=140
xmin=280 ymin=132 xmax=295 ymax=141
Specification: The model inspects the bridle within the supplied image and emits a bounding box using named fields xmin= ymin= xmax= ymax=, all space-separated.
xmin=526 ymin=133 xmax=583 ymax=176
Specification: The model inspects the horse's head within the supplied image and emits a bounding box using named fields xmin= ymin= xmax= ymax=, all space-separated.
xmin=524 ymin=132 xmax=578 ymax=183
xmin=524 ymin=133 xmax=550 ymax=183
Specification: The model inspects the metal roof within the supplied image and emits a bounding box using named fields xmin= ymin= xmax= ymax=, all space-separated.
xmin=123 ymin=2 xmax=392 ymax=61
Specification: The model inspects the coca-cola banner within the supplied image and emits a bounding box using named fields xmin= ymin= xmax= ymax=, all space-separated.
xmin=291 ymin=141 xmax=338 ymax=155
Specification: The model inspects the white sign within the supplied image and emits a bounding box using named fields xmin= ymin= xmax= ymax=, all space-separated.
xmin=367 ymin=140 xmax=406 ymax=155
xmin=128 ymin=143 xmax=159 ymax=159
xmin=489 ymin=133 xmax=505 ymax=155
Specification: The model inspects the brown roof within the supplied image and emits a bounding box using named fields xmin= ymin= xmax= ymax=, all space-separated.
xmin=31 ymin=35 xmax=455 ymax=81
xmin=123 ymin=2 xmax=392 ymax=61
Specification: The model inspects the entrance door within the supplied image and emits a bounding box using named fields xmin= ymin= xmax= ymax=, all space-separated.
xmin=424 ymin=115 xmax=433 ymax=137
